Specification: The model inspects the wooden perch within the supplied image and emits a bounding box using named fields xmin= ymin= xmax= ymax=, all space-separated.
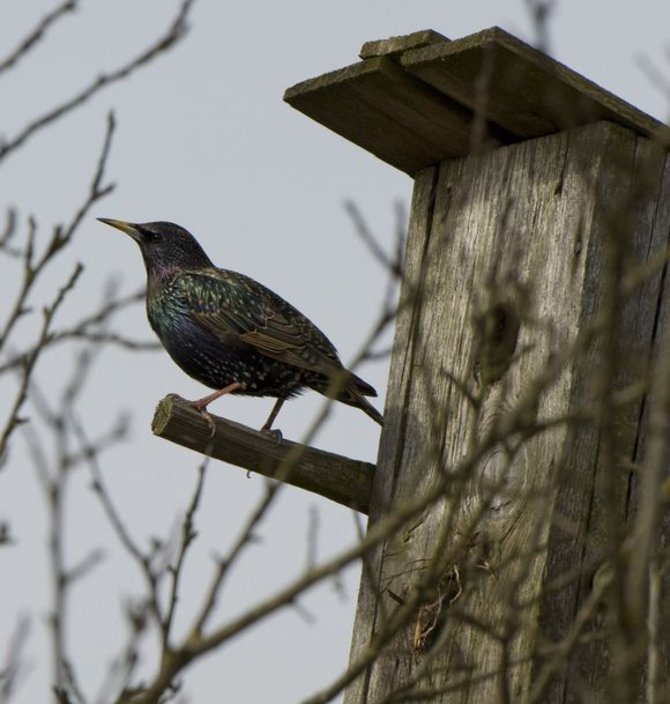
xmin=151 ymin=395 xmax=375 ymax=514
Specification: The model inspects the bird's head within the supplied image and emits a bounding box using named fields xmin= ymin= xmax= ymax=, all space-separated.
xmin=98 ymin=219 xmax=213 ymax=276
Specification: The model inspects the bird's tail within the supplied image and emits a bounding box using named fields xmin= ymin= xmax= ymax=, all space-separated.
xmin=347 ymin=391 xmax=384 ymax=426
xmin=337 ymin=370 xmax=384 ymax=426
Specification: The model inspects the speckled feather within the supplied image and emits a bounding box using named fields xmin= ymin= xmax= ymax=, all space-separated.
xmin=99 ymin=219 xmax=383 ymax=426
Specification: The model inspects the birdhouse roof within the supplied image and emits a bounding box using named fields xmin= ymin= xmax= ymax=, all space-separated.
xmin=284 ymin=27 xmax=667 ymax=177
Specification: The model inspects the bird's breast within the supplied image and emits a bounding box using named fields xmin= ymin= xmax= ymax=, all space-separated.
xmin=144 ymin=279 xmax=312 ymax=398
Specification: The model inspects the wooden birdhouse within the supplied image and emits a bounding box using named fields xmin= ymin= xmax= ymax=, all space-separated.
xmin=155 ymin=28 xmax=670 ymax=703
xmin=286 ymin=27 xmax=670 ymax=703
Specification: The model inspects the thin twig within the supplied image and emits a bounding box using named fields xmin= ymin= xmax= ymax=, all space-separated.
xmin=161 ymin=460 xmax=209 ymax=649
xmin=0 ymin=616 xmax=31 ymax=704
xmin=0 ymin=263 xmax=83 ymax=464
xmin=0 ymin=289 xmax=154 ymax=375
xmin=0 ymin=1 xmax=77 ymax=76
xmin=0 ymin=0 xmax=196 ymax=163
xmin=191 ymin=480 xmax=280 ymax=637
xmin=344 ymin=200 xmax=403 ymax=277
xmin=0 ymin=112 xmax=116 ymax=465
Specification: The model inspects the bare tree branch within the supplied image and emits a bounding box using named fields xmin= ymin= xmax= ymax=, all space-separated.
xmin=0 ymin=262 xmax=83 ymax=465
xmin=0 ymin=109 xmax=118 ymax=466
xmin=161 ymin=460 xmax=209 ymax=650
xmin=0 ymin=289 xmax=157 ymax=375
xmin=0 ymin=0 xmax=196 ymax=163
xmin=0 ymin=1 xmax=77 ymax=76
xmin=0 ymin=617 xmax=31 ymax=704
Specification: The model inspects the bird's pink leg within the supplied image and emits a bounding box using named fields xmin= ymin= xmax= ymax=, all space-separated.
xmin=188 ymin=381 xmax=245 ymax=435
xmin=261 ymin=398 xmax=285 ymax=442
xmin=189 ymin=381 xmax=244 ymax=412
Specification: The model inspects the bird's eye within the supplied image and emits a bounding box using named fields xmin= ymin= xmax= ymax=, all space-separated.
xmin=138 ymin=226 xmax=158 ymax=242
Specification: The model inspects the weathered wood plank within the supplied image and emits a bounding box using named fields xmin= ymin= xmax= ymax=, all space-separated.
xmin=359 ymin=29 xmax=449 ymax=60
xmin=344 ymin=165 xmax=440 ymax=703
xmin=344 ymin=121 xmax=670 ymax=703
xmin=285 ymin=27 xmax=667 ymax=179
xmin=625 ymin=153 xmax=670 ymax=700
xmin=151 ymin=395 xmax=375 ymax=513
xmin=284 ymin=56 xmax=494 ymax=176
xmin=533 ymin=128 xmax=670 ymax=704
xmin=402 ymin=26 xmax=666 ymax=141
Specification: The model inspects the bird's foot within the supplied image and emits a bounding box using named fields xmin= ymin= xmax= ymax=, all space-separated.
xmin=186 ymin=382 xmax=246 ymax=438
xmin=203 ymin=412 xmax=217 ymax=438
xmin=260 ymin=426 xmax=283 ymax=445
xmin=187 ymin=400 xmax=217 ymax=438
xmin=260 ymin=399 xmax=285 ymax=445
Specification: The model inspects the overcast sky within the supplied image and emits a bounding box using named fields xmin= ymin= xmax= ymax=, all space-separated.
xmin=1 ymin=1 xmax=669 ymax=702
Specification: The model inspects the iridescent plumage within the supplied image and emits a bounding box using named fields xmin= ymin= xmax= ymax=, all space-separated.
xmin=98 ymin=219 xmax=383 ymax=430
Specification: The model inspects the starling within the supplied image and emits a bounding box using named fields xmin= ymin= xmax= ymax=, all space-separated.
xmin=98 ymin=219 xmax=383 ymax=432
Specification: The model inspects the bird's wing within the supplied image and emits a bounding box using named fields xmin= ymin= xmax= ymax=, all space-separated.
xmin=174 ymin=269 xmax=340 ymax=375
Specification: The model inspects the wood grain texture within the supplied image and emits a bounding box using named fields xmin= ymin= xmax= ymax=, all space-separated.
xmin=344 ymin=121 xmax=670 ymax=703
xmin=401 ymin=27 xmax=665 ymax=141
xmin=285 ymin=27 xmax=666 ymax=178
xmin=359 ymin=29 xmax=450 ymax=60
xmin=344 ymin=165 xmax=440 ymax=703
xmin=151 ymin=395 xmax=375 ymax=513
xmin=284 ymin=56 xmax=487 ymax=176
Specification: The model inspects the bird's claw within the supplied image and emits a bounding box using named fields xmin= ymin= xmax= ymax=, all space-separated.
xmin=203 ymin=411 xmax=217 ymax=439
xmin=186 ymin=400 xmax=217 ymax=438
xmin=261 ymin=427 xmax=283 ymax=445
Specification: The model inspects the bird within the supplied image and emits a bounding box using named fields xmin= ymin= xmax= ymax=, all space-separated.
xmin=97 ymin=219 xmax=383 ymax=433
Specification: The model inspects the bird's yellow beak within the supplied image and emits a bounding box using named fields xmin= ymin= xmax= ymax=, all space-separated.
xmin=97 ymin=218 xmax=142 ymax=241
